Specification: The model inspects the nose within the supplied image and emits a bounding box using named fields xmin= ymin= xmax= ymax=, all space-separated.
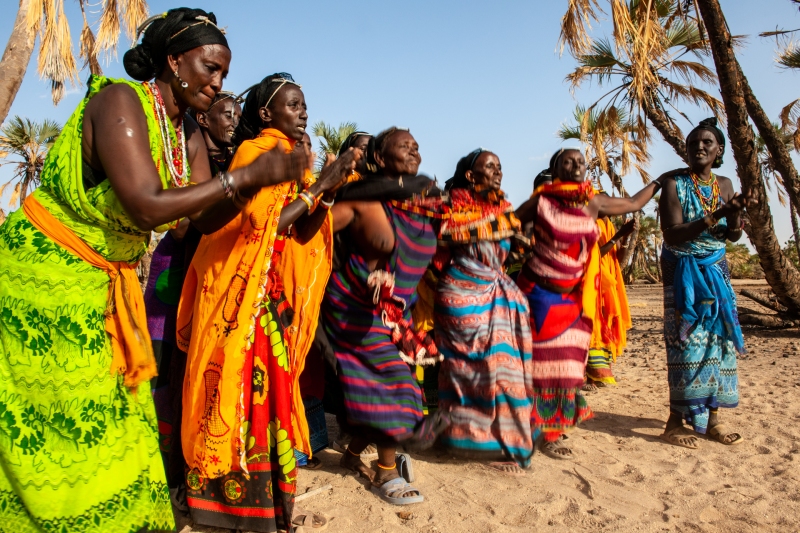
xmin=300 ymin=107 xmax=308 ymax=120
xmin=210 ymin=73 xmax=223 ymax=95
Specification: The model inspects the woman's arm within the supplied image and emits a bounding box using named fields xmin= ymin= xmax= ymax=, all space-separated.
xmin=594 ymin=179 xmax=663 ymax=218
xmin=515 ymin=196 xmax=539 ymax=226
xmin=84 ymin=84 xmax=304 ymax=233
xmin=600 ymin=219 xmax=635 ymax=256
xmin=330 ymin=202 xmax=356 ymax=233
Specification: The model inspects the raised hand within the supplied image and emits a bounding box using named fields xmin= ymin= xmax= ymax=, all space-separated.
xmin=316 ymin=148 xmax=360 ymax=196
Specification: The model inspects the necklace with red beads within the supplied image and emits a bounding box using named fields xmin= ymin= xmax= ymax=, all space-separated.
xmin=689 ymin=172 xmax=720 ymax=214
xmin=148 ymin=81 xmax=189 ymax=188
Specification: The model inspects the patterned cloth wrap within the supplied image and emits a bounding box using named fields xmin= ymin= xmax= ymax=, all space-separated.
xmin=435 ymin=187 xmax=536 ymax=466
xmin=0 ymin=75 xmax=175 ymax=533
xmin=176 ymin=128 xmax=331 ymax=532
xmin=323 ymin=202 xmax=439 ymax=442
xmin=516 ymin=180 xmax=599 ymax=443
xmin=661 ymin=174 xmax=744 ymax=433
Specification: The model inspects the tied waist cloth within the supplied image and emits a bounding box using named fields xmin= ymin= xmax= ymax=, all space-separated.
xmin=663 ymin=247 xmax=745 ymax=354
xmin=22 ymin=196 xmax=156 ymax=388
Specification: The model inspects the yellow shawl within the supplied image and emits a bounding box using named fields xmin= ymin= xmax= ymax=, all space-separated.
xmin=589 ymin=218 xmax=631 ymax=359
xmin=177 ymin=128 xmax=332 ymax=478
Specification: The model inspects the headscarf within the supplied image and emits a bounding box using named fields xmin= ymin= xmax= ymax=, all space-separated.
xmin=688 ymin=117 xmax=726 ymax=168
xmin=533 ymin=169 xmax=552 ymax=192
xmin=123 ymin=8 xmax=228 ymax=81
xmin=444 ymin=148 xmax=487 ymax=192
xmin=338 ymin=131 xmax=371 ymax=156
xmin=234 ymin=73 xmax=301 ymax=145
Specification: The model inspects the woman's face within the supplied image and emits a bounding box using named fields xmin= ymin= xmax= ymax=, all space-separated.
xmin=169 ymin=44 xmax=231 ymax=112
xmin=555 ymin=149 xmax=587 ymax=183
xmin=468 ymin=152 xmax=502 ymax=191
xmin=351 ymin=135 xmax=371 ymax=173
xmin=198 ymin=98 xmax=241 ymax=148
xmin=261 ymin=85 xmax=308 ymax=141
xmin=687 ymin=129 xmax=722 ymax=170
xmin=377 ymin=131 xmax=421 ymax=176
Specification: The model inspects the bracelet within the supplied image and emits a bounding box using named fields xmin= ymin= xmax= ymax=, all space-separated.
xmin=319 ymin=196 xmax=335 ymax=209
xmin=298 ymin=191 xmax=318 ymax=213
xmin=652 ymin=180 xmax=662 ymax=193
xmin=218 ymin=171 xmax=234 ymax=199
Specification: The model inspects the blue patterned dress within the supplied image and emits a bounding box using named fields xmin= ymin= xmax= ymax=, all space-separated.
xmin=435 ymin=239 xmax=535 ymax=466
xmin=661 ymin=174 xmax=744 ymax=433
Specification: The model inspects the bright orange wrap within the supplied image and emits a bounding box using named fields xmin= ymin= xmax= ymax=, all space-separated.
xmin=589 ymin=218 xmax=631 ymax=359
xmin=177 ymin=128 xmax=331 ymax=478
xmin=22 ymin=195 xmax=157 ymax=389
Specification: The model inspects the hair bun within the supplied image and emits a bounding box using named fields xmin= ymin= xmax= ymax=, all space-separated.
xmin=698 ymin=117 xmax=719 ymax=128
xmin=123 ymin=45 xmax=156 ymax=81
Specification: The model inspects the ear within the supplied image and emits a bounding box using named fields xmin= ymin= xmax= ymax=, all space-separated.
xmin=258 ymin=106 xmax=272 ymax=127
xmin=196 ymin=111 xmax=209 ymax=129
xmin=465 ymin=170 xmax=475 ymax=184
xmin=166 ymin=54 xmax=180 ymax=75
xmin=373 ymin=149 xmax=386 ymax=169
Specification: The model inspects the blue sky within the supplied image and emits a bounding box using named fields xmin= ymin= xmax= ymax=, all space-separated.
xmin=2 ymin=0 xmax=799 ymax=250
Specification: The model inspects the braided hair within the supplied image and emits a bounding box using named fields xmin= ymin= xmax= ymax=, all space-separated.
xmin=123 ymin=8 xmax=228 ymax=81
xmin=233 ymin=73 xmax=298 ymax=146
xmin=365 ymin=126 xmax=409 ymax=173
xmin=445 ymin=148 xmax=488 ymax=192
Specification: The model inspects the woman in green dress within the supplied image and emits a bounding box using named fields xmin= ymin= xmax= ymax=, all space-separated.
xmin=0 ymin=8 xmax=307 ymax=532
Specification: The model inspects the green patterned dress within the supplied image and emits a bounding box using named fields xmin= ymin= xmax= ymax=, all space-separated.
xmin=0 ymin=76 xmax=176 ymax=532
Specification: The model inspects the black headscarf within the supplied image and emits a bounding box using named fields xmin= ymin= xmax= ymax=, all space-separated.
xmin=124 ymin=8 xmax=228 ymax=81
xmin=338 ymin=131 xmax=371 ymax=157
xmin=688 ymin=117 xmax=726 ymax=168
xmin=533 ymin=169 xmax=552 ymax=191
xmin=445 ymin=148 xmax=487 ymax=192
xmin=233 ymin=73 xmax=299 ymax=145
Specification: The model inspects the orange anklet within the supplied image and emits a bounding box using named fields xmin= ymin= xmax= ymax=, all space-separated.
xmin=377 ymin=462 xmax=396 ymax=470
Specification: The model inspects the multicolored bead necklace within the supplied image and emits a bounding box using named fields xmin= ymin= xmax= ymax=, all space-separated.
xmin=148 ymin=81 xmax=190 ymax=188
xmin=689 ymin=172 xmax=720 ymax=214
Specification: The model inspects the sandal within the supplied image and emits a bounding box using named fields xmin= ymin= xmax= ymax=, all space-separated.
xmin=540 ymin=437 xmax=573 ymax=460
xmin=370 ymin=477 xmax=424 ymax=505
xmin=708 ymin=424 xmax=744 ymax=446
xmin=396 ymin=452 xmax=415 ymax=483
xmin=660 ymin=426 xmax=699 ymax=449
xmin=292 ymin=507 xmax=329 ymax=531
xmin=300 ymin=456 xmax=323 ymax=470
xmin=487 ymin=461 xmax=526 ymax=476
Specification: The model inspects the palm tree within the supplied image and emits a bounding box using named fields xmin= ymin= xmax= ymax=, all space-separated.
xmin=624 ymin=214 xmax=662 ymax=283
xmin=0 ymin=116 xmax=61 ymax=208
xmin=311 ymin=121 xmax=358 ymax=173
xmin=558 ymin=104 xmax=651 ymax=192
xmin=695 ymin=0 xmax=800 ymax=313
xmin=561 ymin=0 xmax=723 ymax=162
xmin=0 ymin=0 xmax=148 ymax=124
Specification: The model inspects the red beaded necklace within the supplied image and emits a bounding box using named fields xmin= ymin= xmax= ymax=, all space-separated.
xmin=689 ymin=172 xmax=720 ymax=214
xmin=147 ymin=81 xmax=189 ymax=188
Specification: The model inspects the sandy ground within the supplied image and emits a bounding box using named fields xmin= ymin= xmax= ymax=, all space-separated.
xmin=187 ymin=282 xmax=800 ymax=533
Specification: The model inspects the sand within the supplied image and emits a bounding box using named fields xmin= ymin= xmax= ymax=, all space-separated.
xmin=187 ymin=282 xmax=800 ymax=533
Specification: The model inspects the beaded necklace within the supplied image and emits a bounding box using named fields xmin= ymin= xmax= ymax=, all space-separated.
xmin=689 ymin=172 xmax=720 ymax=214
xmin=147 ymin=81 xmax=190 ymax=188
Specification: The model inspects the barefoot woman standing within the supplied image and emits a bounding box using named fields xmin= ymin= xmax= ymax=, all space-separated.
xmin=658 ymin=118 xmax=752 ymax=449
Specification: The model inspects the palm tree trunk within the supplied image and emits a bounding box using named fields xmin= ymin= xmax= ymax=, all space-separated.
xmin=792 ymin=203 xmax=800 ymax=260
xmin=696 ymin=0 xmax=800 ymax=314
xmin=642 ymin=101 xmax=688 ymax=164
xmin=0 ymin=0 xmax=35 ymax=126
xmin=738 ymin=62 xmax=800 ymax=216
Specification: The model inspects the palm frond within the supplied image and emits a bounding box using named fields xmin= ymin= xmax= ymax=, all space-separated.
xmin=558 ymin=0 xmax=604 ymax=55
xmin=777 ymin=41 xmax=800 ymax=69
xmin=37 ymin=0 xmax=78 ymax=105
xmin=79 ymin=0 xmax=102 ymax=75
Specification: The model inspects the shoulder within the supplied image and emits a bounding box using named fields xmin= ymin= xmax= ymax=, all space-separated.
xmin=87 ymin=82 xmax=142 ymax=109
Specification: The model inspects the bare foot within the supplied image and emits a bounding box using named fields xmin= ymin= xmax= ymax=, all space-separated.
xmin=339 ymin=450 xmax=376 ymax=482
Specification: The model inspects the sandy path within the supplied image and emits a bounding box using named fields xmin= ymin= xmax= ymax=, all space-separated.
xmin=188 ymin=284 xmax=800 ymax=532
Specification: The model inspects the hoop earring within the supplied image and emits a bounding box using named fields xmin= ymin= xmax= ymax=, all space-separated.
xmin=174 ymin=70 xmax=188 ymax=89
